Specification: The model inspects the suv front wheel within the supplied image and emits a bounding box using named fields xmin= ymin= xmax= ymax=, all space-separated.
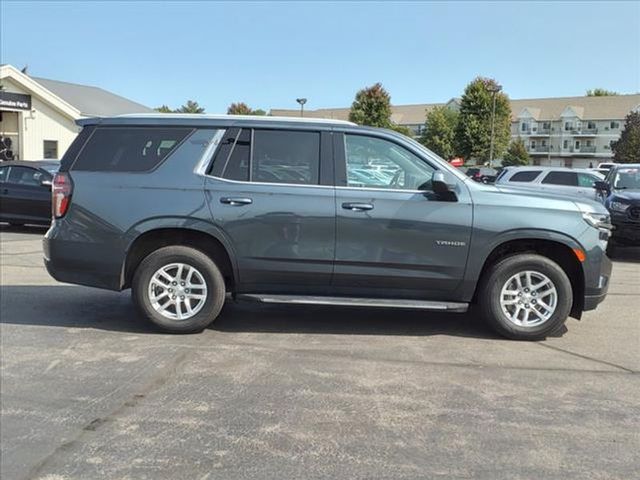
xmin=478 ymin=254 xmax=573 ymax=340
xmin=132 ymin=246 xmax=226 ymax=333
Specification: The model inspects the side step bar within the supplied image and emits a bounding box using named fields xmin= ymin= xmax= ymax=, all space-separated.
xmin=236 ymin=294 xmax=468 ymax=313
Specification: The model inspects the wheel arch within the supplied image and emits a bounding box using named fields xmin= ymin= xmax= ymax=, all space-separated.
xmin=120 ymin=219 xmax=238 ymax=292
xmin=470 ymin=232 xmax=586 ymax=319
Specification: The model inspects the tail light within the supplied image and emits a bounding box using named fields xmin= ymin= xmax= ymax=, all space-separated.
xmin=52 ymin=172 xmax=73 ymax=218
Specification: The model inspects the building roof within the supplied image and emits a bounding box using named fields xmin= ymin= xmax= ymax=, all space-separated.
xmin=32 ymin=77 xmax=153 ymax=116
xmin=272 ymin=94 xmax=640 ymax=125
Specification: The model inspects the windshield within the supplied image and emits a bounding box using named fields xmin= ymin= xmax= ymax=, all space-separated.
xmin=612 ymin=167 xmax=640 ymax=190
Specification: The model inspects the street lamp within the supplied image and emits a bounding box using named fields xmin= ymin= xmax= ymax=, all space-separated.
xmin=488 ymin=84 xmax=502 ymax=168
xmin=296 ymin=98 xmax=307 ymax=117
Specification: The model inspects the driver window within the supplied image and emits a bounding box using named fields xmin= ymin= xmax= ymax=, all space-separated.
xmin=344 ymin=134 xmax=434 ymax=190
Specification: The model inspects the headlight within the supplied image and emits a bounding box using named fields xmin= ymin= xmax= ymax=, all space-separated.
xmin=582 ymin=211 xmax=612 ymax=230
xmin=610 ymin=201 xmax=629 ymax=213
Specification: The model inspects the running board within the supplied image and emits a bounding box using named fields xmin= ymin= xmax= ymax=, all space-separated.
xmin=236 ymin=294 xmax=468 ymax=312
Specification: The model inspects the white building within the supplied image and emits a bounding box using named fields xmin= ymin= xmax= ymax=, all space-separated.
xmin=0 ymin=65 xmax=152 ymax=161
xmin=271 ymin=94 xmax=640 ymax=168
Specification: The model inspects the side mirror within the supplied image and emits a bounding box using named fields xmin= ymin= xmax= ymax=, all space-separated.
xmin=432 ymin=171 xmax=450 ymax=194
xmin=594 ymin=181 xmax=610 ymax=193
xmin=41 ymin=179 xmax=53 ymax=188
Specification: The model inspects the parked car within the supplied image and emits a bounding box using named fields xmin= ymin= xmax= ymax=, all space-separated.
xmin=595 ymin=164 xmax=640 ymax=251
xmin=597 ymin=162 xmax=618 ymax=171
xmin=44 ymin=115 xmax=612 ymax=340
xmin=495 ymin=166 xmax=604 ymax=200
xmin=465 ymin=167 xmax=500 ymax=184
xmin=0 ymin=160 xmax=59 ymax=226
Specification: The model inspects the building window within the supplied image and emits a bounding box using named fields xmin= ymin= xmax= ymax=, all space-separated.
xmin=43 ymin=141 xmax=58 ymax=159
xmin=587 ymin=121 xmax=596 ymax=130
xmin=564 ymin=122 xmax=571 ymax=131
xmin=521 ymin=122 xmax=528 ymax=132
xmin=563 ymin=140 xmax=568 ymax=149
xmin=575 ymin=140 xmax=581 ymax=149
xmin=542 ymin=122 xmax=551 ymax=130
xmin=530 ymin=140 xmax=536 ymax=149
xmin=541 ymin=140 xmax=547 ymax=147
xmin=610 ymin=121 xmax=620 ymax=129
xmin=586 ymin=140 xmax=592 ymax=147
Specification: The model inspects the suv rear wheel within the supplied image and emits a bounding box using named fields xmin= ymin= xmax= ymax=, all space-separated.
xmin=132 ymin=246 xmax=226 ymax=333
xmin=478 ymin=254 xmax=573 ymax=340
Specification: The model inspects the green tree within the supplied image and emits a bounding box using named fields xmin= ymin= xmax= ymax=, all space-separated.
xmin=419 ymin=106 xmax=459 ymax=159
xmin=349 ymin=82 xmax=393 ymax=128
xmin=611 ymin=110 xmax=640 ymax=163
xmin=389 ymin=124 xmax=413 ymax=137
xmin=586 ymin=88 xmax=619 ymax=96
xmin=502 ymin=138 xmax=531 ymax=166
xmin=227 ymin=103 xmax=267 ymax=115
xmin=455 ymin=77 xmax=511 ymax=164
xmin=154 ymin=105 xmax=173 ymax=113
xmin=175 ymin=100 xmax=205 ymax=114
xmin=227 ymin=102 xmax=252 ymax=115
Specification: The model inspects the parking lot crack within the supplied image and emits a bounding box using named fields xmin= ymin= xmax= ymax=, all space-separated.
xmin=24 ymin=349 xmax=191 ymax=480
xmin=537 ymin=342 xmax=637 ymax=374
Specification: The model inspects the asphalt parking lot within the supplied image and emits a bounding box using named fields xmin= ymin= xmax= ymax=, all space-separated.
xmin=1 ymin=225 xmax=638 ymax=480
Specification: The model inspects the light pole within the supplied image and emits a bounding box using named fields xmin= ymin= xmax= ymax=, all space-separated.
xmin=488 ymin=85 xmax=502 ymax=167
xmin=296 ymin=98 xmax=307 ymax=117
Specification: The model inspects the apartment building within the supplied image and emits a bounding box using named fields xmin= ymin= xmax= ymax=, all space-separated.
xmin=271 ymin=94 xmax=640 ymax=168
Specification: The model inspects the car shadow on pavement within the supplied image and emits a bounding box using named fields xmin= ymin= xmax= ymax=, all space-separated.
xmin=0 ymin=285 xmax=509 ymax=340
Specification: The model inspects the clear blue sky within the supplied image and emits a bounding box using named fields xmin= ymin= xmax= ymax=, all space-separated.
xmin=2 ymin=1 xmax=639 ymax=112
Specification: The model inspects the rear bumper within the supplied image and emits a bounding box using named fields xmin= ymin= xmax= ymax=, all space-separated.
xmin=43 ymin=222 xmax=123 ymax=291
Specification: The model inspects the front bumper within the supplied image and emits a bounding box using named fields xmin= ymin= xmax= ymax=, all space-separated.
xmin=610 ymin=213 xmax=640 ymax=245
xmin=582 ymin=253 xmax=612 ymax=312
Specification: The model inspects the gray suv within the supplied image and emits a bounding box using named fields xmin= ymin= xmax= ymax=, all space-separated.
xmin=44 ymin=115 xmax=612 ymax=340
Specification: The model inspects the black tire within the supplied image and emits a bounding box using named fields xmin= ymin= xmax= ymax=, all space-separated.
xmin=606 ymin=241 xmax=616 ymax=258
xmin=478 ymin=253 xmax=573 ymax=341
xmin=132 ymin=246 xmax=226 ymax=333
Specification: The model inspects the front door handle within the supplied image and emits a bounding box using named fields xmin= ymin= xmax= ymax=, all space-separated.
xmin=220 ymin=197 xmax=252 ymax=206
xmin=342 ymin=202 xmax=373 ymax=212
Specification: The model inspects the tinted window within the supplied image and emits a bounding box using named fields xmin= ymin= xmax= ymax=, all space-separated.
xmin=0 ymin=166 xmax=8 ymax=183
xmin=542 ymin=171 xmax=578 ymax=186
xmin=60 ymin=125 xmax=95 ymax=171
xmin=252 ymin=130 xmax=320 ymax=185
xmin=7 ymin=167 xmax=45 ymax=186
xmin=510 ymin=171 xmax=541 ymax=182
xmin=345 ymin=134 xmax=434 ymax=190
xmin=73 ymin=127 xmax=192 ymax=172
xmin=222 ymin=129 xmax=250 ymax=181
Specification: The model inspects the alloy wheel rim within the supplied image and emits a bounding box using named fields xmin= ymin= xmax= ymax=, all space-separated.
xmin=499 ymin=270 xmax=558 ymax=328
xmin=148 ymin=263 xmax=208 ymax=321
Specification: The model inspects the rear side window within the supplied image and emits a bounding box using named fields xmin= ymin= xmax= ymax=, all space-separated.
xmin=72 ymin=127 xmax=192 ymax=172
xmin=212 ymin=128 xmax=321 ymax=185
xmin=509 ymin=170 xmax=541 ymax=182
xmin=542 ymin=171 xmax=578 ymax=186
xmin=252 ymin=130 xmax=320 ymax=185
xmin=578 ymin=173 xmax=600 ymax=187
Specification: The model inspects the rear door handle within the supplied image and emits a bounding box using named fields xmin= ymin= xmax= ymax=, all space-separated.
xmin=220 ymin=197 xmax=252 ymax=206
xmin=342 ymin=202 xmax=373 ymax=212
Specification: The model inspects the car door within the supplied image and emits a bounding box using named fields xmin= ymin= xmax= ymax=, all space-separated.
xmin=0 ymin=165 xmax=11 ymax=219
xmin=204 ymin=127 xmax=336 ymax=292
xmin=539 ymin=170 xmax=579 ymax=197
xmin=332 ymin=132 xmax=473 ymax=298
xmin=576 ymin=172 xmax=603 ymax=201
xmin=3 ymin=166 xmax=52 ymax=222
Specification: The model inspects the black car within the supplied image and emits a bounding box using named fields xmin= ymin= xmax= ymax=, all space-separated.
xmin=595 ymin=163 xmax=640 ymax=250
xmin=465 ymin=167 xmax=500 ymax=184
xmin=0 ymin=160 xmax=59 ymax=226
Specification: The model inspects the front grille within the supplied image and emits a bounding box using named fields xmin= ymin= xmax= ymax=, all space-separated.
xmin=629 ymin=206 xmax=640 ymax=220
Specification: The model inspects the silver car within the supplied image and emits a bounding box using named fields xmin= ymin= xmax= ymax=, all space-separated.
xmin=495 ymin=166 xmax=604 ymax=200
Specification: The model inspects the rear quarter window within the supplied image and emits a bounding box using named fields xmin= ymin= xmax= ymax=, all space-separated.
xmin=72 ymin=127 xmax=192 ymax=172
xmin=509 ymin=170 xmax=541 ymax=182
